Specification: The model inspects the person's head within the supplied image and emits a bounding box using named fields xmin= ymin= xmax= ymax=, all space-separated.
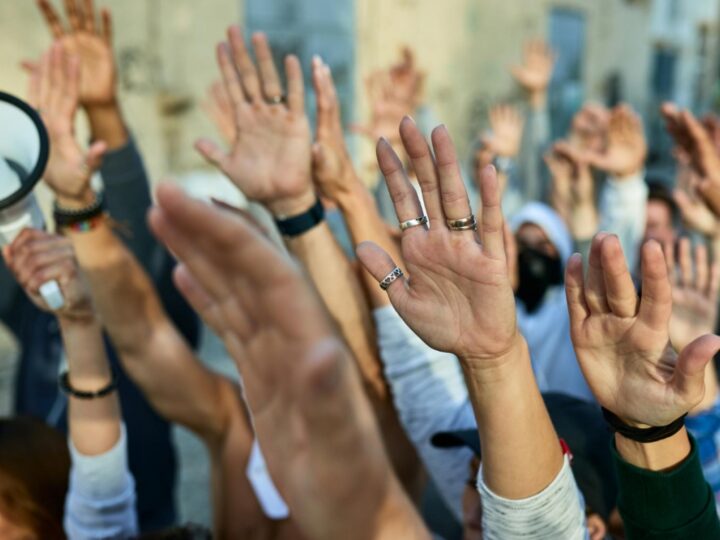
xmin=511 ymin=203 xmax=572 ymax=313
xmin=0 ymin=417 xmax=70 ymax=540
xmin=644 ymin=181 xmax=678 ymax=246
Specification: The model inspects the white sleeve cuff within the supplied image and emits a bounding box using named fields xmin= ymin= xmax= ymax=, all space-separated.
xmin=68 ymin=423 xmax=133 ymax=501
xmin=478 ymin=455 xmax=588 ymax=540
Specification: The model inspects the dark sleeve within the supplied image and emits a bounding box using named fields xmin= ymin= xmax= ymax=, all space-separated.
xmin=100 ymin=138 xmax=200 ymax=348
xmin=614 ymin=435 xmax=720 ymax=539
xmin=0 ymin=260 xmax=20 ymax=326
xmin=100 ymin=137 xmax=158 ymax=272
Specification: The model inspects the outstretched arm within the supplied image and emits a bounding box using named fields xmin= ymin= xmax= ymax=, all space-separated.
xmin=194 ymin=29 xmax=422 ymax=495
xmin=565 ymin=233 xmax=720 ymax=537
xmin=356 ymin=120 xmax=587 ymax=537
xmin=3 ymin=230 xmax=137 ymax=539
xmin=149 ymin=183 xmax=430 ymax=540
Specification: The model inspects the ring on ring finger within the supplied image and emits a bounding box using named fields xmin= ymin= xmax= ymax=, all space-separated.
xmin=446 ymin=215 xmax=477 ymax=231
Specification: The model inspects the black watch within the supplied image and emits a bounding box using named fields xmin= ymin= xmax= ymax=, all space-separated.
xmin=274 ymin=199 xmax=325 ymax=237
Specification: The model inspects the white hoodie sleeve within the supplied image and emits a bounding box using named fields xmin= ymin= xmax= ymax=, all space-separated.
xmin=374 ymin=305 xmax=476 ymax=521
xmin=599 ymin=173 xmax=647 ymax=273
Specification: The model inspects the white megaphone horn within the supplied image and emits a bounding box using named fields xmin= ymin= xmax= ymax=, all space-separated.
xmin=0 ymin=91 xmax=64 ymax=311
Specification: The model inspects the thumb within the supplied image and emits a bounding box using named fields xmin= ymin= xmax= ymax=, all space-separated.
xmin=675 ymin=334 xmax=720 ymax=401
xmin=85 ymin=141 xmax=107 ymax=173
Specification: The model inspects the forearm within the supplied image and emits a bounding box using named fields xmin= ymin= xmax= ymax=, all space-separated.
xmin=99 ymin=137 xmax=158 ymax=271
xmin=69 ymin=223 xmax=227 ymax=441
xmin=59 ymin=316 xmax=120 ymax=457
xmin=85 ymin=102 xmax=128 ymax=150
xmin=336 ymin=178 xmax=404 ymax=308
xmin=286 ymin=220 xmax=389 ymax=401
xmin=462 ymin=336 xmax=562 ymax=499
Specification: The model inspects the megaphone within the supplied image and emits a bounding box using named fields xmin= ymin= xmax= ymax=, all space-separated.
xmin=0 ymin=91 xmax=64 ymax=310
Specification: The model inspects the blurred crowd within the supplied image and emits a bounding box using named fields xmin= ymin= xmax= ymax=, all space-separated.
xmin=3 ymin=1 xmax=720 ymax=540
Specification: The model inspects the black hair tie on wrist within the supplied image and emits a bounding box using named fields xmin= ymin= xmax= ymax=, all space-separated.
xmin=274 ymin=199 xmax=325 ymax=237
xmin=602 ymin=407 xmax=687 ymax=443
xmin=59 ymin=370 xmax=117 ymax=400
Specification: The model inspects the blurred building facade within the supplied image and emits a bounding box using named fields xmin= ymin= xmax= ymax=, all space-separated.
xmin=1 ymin=0 xmax=719 ymax=182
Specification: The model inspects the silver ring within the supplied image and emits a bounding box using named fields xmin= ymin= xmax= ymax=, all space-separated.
xmin=379 ymin=267 xmax=404 ymax=290
xmin=266 ymin=95 xmax=286 ymax=105
xmin=446 ymin=215 xmax=477 ymax=231
xmin=399 ymin=215 xmax=428 ymax=232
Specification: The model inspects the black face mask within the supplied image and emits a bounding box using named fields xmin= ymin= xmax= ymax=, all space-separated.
xmin=515 ymin=246 xmax=563 ymax=313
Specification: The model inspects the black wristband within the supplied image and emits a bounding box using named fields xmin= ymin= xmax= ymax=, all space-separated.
xmin=59 ymin=370 xmax=117 ymax=400
xmin=274 ymin=199 xmax=324 ymax=237
xmin=53 ymin=192 xmax=105 ymax=228
xmin=602 ymin=407 xmax=687 ymax=443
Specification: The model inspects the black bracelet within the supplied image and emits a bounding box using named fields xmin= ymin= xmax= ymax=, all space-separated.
xmin=53 ymin=192 xmax=105 ymax=228
xmin=602 ymin=407 xmax=687 ymax=443
xmin=59 ymin=370 xmax=117 ymax=400
xmin=274 ymin=198 xmax=324 ymax=237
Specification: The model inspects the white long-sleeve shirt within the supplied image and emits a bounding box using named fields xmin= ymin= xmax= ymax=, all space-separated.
xmin=64 ymin=424 xmax=138 ymax=540
xmin=479 ymin=455 xmax=588 ymax=540
xmin=375 ymin=306 xmax=587 ymax=538
xmin=599 ymin=173 xmax=648 ymax=274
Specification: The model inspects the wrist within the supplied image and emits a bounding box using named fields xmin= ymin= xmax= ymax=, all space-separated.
xmin=460 ymin=332 xmax=528 ymax=383
xmin=334 ymin=174 xmax=369 ymax=209
xmin=58 ymin=312 xmax=100 ymax=333
xmin=615 ymin=427 xmax=691 ymax=472
xmin=84 ymin=101 xmax=128 ymax=150
xmin=56 ymin=189 xmax=97 ymax=211
xmin=268 ymin=188 xmax=317 ymax=218
xmin=529 ymin=90 xmax=547 ymax=110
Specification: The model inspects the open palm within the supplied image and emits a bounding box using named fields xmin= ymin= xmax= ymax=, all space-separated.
xmin=36 ymin=0 xmax=116 ymax=107
xmin=149 ymin=184 xmax=426 ymax=540
xmin=357 ymin=118 xmax=518 ymax=364
xmin=565 ymin=233 xmax=720 ymax=427
xmin=196 ymin=28 xmax=313 ymax=216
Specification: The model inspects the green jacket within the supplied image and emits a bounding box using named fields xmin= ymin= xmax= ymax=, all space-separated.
xmin=615 ymin=435 xmax=720 ymax=539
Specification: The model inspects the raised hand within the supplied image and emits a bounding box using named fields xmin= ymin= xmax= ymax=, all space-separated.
xmin=310 ymin=56 xmax=356 ymax=202
xmin=673 ymin=167 xmax=719 ymax=237
xmin=511 ymin=39 xmax=555 ymax=108
xmin=148 ymin=184 xmax=428 ymax=540
xmin=195 ymin=27 xmax=314 ymax=217
xmin=30 ymin=43 xmax=106 ymax=208
xmin=2 ymin=229 xmax=93 ymax=320
xmin=565 ymin=234 xmax=720 ymax=427
xmin=483 ymin=104 xmax=524 ymax=158
xmin=583 ymin=104 xmax=646 ymax=177
xmin=551 ymin=141 xmax=597 ymax=240
xmin=356 ymin=117 xmax=519 ymax=364
xmin=35 ymin=0 xmax=115 ymax=108
xmin=667 ymin=238 xmax=720 ymax=353
xmin=570 ymin=103 xmax=609 ymax=153
xmin=662 ymin=104 xmax=720 ymax=216
xmin=352 ymin=47 xmax=424 ymax=146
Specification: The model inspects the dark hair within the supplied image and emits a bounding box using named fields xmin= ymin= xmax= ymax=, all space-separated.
xmin=646 ymin=181 xmax=679 ymax=222
xmin=0 ymin=416 xmax=70 ymax=539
